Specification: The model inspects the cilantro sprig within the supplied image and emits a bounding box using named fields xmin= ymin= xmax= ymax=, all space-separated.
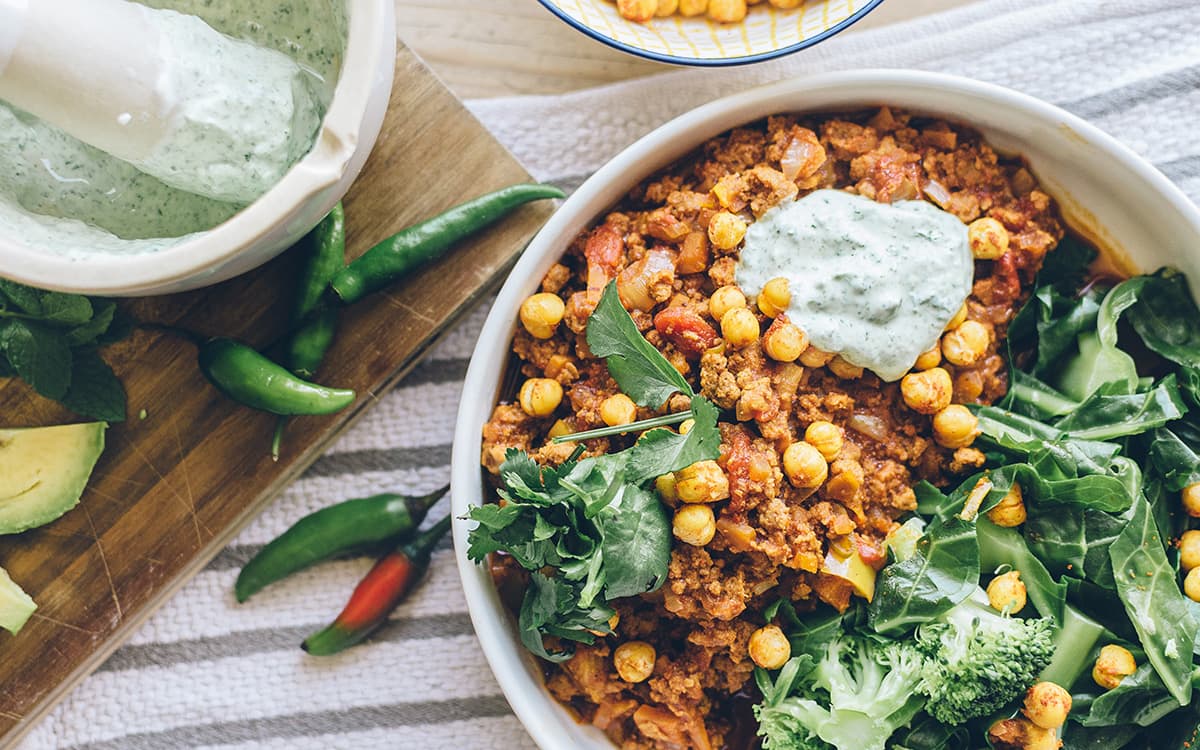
xmin=0 ymin=279 xmax=129 ymax=421
xmin=467 ymin=281 xmax=722 ymax=659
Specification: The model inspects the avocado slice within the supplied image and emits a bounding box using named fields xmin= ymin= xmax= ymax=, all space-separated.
xmin=0 ymin=422 xmax=106 ymax=535
xmin=0 ymin=566 xmax=36 ymax=635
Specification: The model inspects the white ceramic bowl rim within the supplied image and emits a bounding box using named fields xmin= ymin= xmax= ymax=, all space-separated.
xmin=452 ymin=69 xmax=1200 ymax=750
xmin=0 ymin=0 xmax=389 ymax=295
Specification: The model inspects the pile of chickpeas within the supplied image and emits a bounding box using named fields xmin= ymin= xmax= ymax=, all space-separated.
xmin=607 ymin=0 xmax=800 ymax=24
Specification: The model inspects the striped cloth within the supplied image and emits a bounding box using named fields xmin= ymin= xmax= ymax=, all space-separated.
xmin=19 ymin=0 xmax=1200 ymax=747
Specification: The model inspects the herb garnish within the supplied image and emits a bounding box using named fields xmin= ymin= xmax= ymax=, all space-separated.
xmin=467 ymin=281 xmax=721 ymax=659
xmin=0 ymin=279 xmax=129 ymax=421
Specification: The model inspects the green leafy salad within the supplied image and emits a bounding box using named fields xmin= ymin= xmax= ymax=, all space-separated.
xmin=466 ymin=247 xmax=1200 ymax=750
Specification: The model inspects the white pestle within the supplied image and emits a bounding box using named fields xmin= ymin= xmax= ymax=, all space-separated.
xmin=0 ymin=0 xmax=324 ymax=205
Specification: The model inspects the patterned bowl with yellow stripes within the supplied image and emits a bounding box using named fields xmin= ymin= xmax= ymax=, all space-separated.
xmin=537 ymin=0 xmax=884 ymax=65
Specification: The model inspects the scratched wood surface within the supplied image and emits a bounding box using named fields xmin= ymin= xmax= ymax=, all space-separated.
xmin=0 ymin=42 xmax=555 ymax=747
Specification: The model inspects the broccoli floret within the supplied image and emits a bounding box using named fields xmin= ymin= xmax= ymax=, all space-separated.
xmin=754 ymin=633 xmax=925 ymax=750
xmin=915 ymin=587 xmax=1055 ymax=725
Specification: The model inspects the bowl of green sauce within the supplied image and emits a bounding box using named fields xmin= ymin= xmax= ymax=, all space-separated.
xmin=0 ymin=0 xmax=395 ymax=296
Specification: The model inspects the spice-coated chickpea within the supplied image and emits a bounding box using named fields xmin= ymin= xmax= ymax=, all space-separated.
xmin=968 ymin=217 xmax=1011 ymax=260
xmin=600 ymin=393 xmax=638 ymax=427
xmin=804 ymin=421 xmax=843 ymax=461
xmin=655 ymin=0 xmax=679 ymax=14
xmin=987 ymin=570 xmax=1027 ymax=614
xmin=827 ymin=355 xmax=863 ymax=380
xmin=1183 ymin=483 xmax=1200 ymax=517
xmin=721 ymin=307 xmax=760 ymax=348
xmin=913 ymin=345 xmax=942 ymax=371
xmin=518 ymin=378 xmax=563 ymax=417
xmin=706 ymin=0 xmax=747 ymax=22
xmin=799 ymin=347 xmax=835 ymax=368
xmin=783 ymin=442 xmax=828 ymax=489
xmin=708 ymin=211 xmax=748 ymax=250
xmin=932 ymin=404 xmax=980 ymax=449
xmin=1023 ymin=682 xmax=1072 ymax=730
xmin=900 ymin=367 xmax=953 ymax=414
xmin=709 ymin=285 xmax=747 ymax=322
xmin=768 ymin=0 xmax=802 ymax=7
xmin=987 ymin=719 xmax=1059 ymax=750
xmin=757 ymin=277 xmax=792 ymax=318
xmin=1180 ymin=530 xmax=1200 ymax=571
xmin=1093 ymin=644 xmax=1137 ymax=690
xmin=748 ymin=625 xmax=792 ymax=669
xmin=947 ymin=303 xmax=969 ymax=330
xmin=673 ymin=504 xmax=716 ymax=546
xmin=943 ymin=320 xmax=991 ymax=366
xmin=678 ymin=0 xmax=707 ymax=15
xmin=763 ymin=321 xmax=808 ymax=362
xmin=613 ymin=641 xmax=657 ymax=683
xmin=519 ymin=293 xmax=566 ymax=339
xmin=674 ymin=460 xmax=730 ymax=503
xmin=616 ymin=0 xmax=657 ymax=21
xmin=655 ymin=473 xmax=678 ymax=504
xmin=1185 ymin=567 xmax=1200 ymax=602
xmin=986 ymin=484 xmax=1027 ymax=528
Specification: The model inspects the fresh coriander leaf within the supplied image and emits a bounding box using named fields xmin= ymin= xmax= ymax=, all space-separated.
xmin=1110 ymin=492 xmax=1197 ymax=706
xmin=517 ymin=572 xmax=611 ymax=662
xmin=60 ymin=349 xmax=126 ymax=422
xmin=587 ymin=281 xmax=692 ymax=407
xmin=38 ymin=293 xmax=93 ymax=325
xmin=868 ymin=515 xmax=979 ymax=634
xmin=625 ymin=396 xmax=720 ymax=484
xmin=0 ymin=319 xmax=72 ymax=400
xmin=65 ymin=300 xmax=117 ymax=346
xmin=0 ymin=279 xmax=45 ymax=315
xmin=598 ymin=484 xmax=670 ymax=599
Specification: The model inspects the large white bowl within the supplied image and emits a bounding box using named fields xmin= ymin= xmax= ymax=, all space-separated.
xmin=0 ymin=0 xmax=395 ymax=297
xmin=451 ymin=70 xmax=1200 ymax=750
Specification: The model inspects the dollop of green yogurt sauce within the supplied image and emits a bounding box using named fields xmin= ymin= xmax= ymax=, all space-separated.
xmin=735 ymin=189 xmax=973 ymax=382
xmin=0 ymin=0 xmax=347 ymax=259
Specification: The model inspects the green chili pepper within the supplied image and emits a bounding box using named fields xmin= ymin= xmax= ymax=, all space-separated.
xmin=235 ymin=485 xmax=447 ymax=602
xmin=329 ymin=183 xmax=566 ymax=305
xmin=273 ymin=205 xmax=347 ymax=458
xmin=199 ymin=337 xmax=355 ymax=416
xmin=302 ymin=515 xmax=452 ymax=656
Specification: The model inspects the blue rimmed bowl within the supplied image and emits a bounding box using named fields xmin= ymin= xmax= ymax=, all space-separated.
xmin=537 ymin=0 xmax=884 ymax=65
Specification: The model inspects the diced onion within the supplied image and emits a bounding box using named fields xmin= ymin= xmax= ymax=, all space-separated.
xmin=923 ymin=179 xmax=952 ymax=209
xmin=847 ymin=413 xmax=888 ymax=442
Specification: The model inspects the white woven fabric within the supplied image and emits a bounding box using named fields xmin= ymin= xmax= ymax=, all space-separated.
xmin=18 ymin=0 xmax=1200 ymax=747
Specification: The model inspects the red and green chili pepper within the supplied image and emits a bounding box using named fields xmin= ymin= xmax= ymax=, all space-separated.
xmin=302 ymin=514 xmax=452 ymax=656
xmin=235 ymin=485 xmax=448 ymax=602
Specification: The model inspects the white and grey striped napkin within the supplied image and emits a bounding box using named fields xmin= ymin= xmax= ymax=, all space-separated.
xmin=18 ymin=0 xmax=1200 ymax=747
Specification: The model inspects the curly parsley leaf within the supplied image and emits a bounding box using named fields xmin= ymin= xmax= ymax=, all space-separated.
xmin=587 ymin=281 xmax=693 ymax=407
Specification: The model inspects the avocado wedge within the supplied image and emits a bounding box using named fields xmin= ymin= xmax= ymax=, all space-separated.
xmin=0 ymin=566 xmax=36 ymax=635
xmin=0 ymin=422 xmax=106 ymax=535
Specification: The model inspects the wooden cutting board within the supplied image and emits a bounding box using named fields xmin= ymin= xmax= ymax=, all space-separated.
xmin=0 ymin=42 xmax=554 ymax=747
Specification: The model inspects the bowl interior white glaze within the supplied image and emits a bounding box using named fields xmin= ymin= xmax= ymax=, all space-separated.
xmin=451 ymin=70 xmax=1200 ymax=750
xmin=0 ymin=0 xmax=395 ymax=297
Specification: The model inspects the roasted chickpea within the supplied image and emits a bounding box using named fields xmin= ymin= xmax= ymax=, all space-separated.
xmin=674 ymin=460 xmax=730 ymax=503
xmin=763 ymin=321 xmax=808 ymax=362
xmin=655 ymin=473 xmax=678 ymax=504
xmin=749 ymin=625 xmax=792 ymax=670
xmin=969 ymin=217 xmax=1011 ymax=260
xmin=783 ymin=442 xmax=828 ymax=489
xmin=900 ymin=367 xmax=953 ymax=414
xmin=913 ymin=345 xmax=942 ymax=371
xmin=947 ymin=303 xmax=969 ymax=330
xmin=988 ymin=718 xmax=1060 ymax=750
xmin=518 ymin=378 xmax=563 ymax=417
xmin=616 ymin=0 xmax=657 ymax=21
xmin=987 ymin=570 xmax=1027 ymax=614
xmin=1093 ymin=644 xmax=1137 ymax=690
xmin=1180 ymin=530 xmax=1200 ymax=571
xmin=678 ymin=0 xmax=707 ymax=14
xmin=708 ymin=211 xmax=748 ymax=250
xmin=519 ymin=293 xmax=566 ymax=339
xmin=1183 ymin=483 xmax=1200 ymax=517
xmin=805 ymin=421 xmax=843 ymax=461
xmin=547 ymin=419 xmax=573 ymax=439
xmin=827 ymin=355 xmax=863 ymax=380
xmin=655 ymin=0 xmax=679 ymax=14
xmin=798 ymin=347 xmax=835 ymax=368
xmin=757 ymin=277 xmax=792 ymax=318
xmin=943 ymin=320 xmax=991 ymax=366
xmin=986 ymin=484 xmax=1027 ymax=528
xmin=678 ymin=418 xmax=696 ymax=435
xmin=932 ymin=404 xmax=980 ymax=449
xmin=709 ymin=285 xmax=747 ymax=321
xmin=1186 ymin=567 xmax=1200 ymax=602
xmin=600 ymin=393 xmax=637 ymax=427
xmin=673 ymin=504 xmax=716 ymax=546
xmin=1023 ymin=682 xmax=1072 ymax=730
xmin=706 ymin=0 xmax=747 ymax=22
xmin=721 ymin=307 xmax=760 ymax=348
xmin=768 ymin=0 xmax=802 ymax=7
xmin=614 ymin=641 xmax=656 ymax=683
